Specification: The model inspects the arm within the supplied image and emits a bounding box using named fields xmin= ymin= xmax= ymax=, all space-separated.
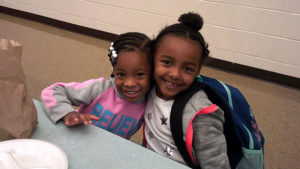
xmin=183 ymin=90 xmax=230 ymax=169
xmin=41 ymin=78 xmax=110 ymax=123
xmin=192 ymin=108 xmax=230 ymax=169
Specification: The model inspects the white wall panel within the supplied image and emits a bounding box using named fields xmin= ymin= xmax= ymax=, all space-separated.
xmin=201 ymin=0 xmax=300 ymax=14
xmin=0 ymin=0 xmax=132 ymax=34
xmin=196 ymin=2 xmax=300 ymax=40
xmin=235 ymin=52 xmax=300 ymax=78
xmin=210 ymin=47 xmax=300 ymax=78
xmin=88 ymin=0 xmax=198 ymax=17
xmin=85 ymin=0 xmax=300 ymax=40
xmin=0 ymin=0 xmax=176 ymax=35
xmin=203 ymin=25 xmax=300 ymax=66
xmin=1 ymin=0 xmax=299 ymax=78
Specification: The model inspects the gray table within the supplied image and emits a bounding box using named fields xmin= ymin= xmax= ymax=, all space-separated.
xmin=31 ymin=100 xmax=188 ymax=169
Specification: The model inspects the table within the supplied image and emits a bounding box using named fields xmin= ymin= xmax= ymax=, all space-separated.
xmin=31 ymin=100 xmax=189 ymax=169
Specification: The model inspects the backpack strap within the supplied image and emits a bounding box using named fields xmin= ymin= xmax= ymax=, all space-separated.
xmin=170 ymin=80 xmax=243 ymax=168
xmin=201 ymin=82 xmax=243 ymax=168
xmin=170 ymin=81 xmax=205 ymax=169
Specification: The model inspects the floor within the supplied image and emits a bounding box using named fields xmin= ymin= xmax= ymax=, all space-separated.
xmin=1 ymin=13 xmax=300 ymax=169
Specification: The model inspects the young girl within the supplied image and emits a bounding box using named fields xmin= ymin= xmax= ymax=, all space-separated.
xmin=41 ymin=32 xmax=153 ymax=139
xmin=143 ymin=13 xmax=230 ymax=168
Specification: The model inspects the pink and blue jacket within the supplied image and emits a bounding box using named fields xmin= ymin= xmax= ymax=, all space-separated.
xmin=41 ymin=77 xmax=146 ymax=139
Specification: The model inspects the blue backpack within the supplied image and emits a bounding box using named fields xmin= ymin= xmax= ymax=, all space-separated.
xmin=170 ymin=75 xmax=265 ymax=169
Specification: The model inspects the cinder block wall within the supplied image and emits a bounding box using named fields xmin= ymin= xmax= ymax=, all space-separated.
xmin=1 ymin=0 xmax=299 ymax=78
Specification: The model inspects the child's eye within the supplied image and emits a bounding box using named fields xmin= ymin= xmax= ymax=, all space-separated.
xmin=185 ymin=67 xmax=194 ymax=72
xmin=116 ymin=72 xmax=125 ymax=77
xmin=162 ymin=60 xmax=172 ymax=66
xmin=136 ymin=72 xmax=145 ymax=77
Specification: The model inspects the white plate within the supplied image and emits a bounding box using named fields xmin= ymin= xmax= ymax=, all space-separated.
xmin=0 ymin=139 xmax=68 ymax=169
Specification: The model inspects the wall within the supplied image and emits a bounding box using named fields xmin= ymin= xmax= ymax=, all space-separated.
xmin=1 ymin=0 xmax=300 ymax=78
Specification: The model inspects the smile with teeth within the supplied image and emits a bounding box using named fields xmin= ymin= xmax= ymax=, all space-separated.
xmin=165 ymin=80 xmax=177 ymax=88
xmin=124 ymin=90 xmax=139 ymax=95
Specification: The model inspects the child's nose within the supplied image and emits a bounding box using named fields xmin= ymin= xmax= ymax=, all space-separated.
xmin=169 ymin=67 xmax=180 ymax=79
xmin=124 ymin=78 xmax=137 ymax=88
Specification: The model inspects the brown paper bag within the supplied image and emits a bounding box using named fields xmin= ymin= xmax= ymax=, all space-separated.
xmin=0 ymin=39 xmax=38 ymax=141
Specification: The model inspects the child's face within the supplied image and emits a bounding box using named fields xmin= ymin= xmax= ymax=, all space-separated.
xmin=154 ymin=35 xmax=202 ymax=100
xmin=113 ymin=50 xmax=151 ymax=103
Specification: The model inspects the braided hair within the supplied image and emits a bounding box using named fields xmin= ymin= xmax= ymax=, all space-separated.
xmin=108 ymin=32 xmax=153 ymax=77
xmin=152 ymin=12 xmax=210 ymax=66
xmin=108 ymin=32 xmax=152 ymax=64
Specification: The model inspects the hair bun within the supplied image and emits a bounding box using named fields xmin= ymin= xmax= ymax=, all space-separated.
xmin=178 ymin=12 xmax=204 ymax=31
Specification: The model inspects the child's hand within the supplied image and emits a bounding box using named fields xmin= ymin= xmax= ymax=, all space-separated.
xmin=63 ymin=111 xmax=100 ymax=127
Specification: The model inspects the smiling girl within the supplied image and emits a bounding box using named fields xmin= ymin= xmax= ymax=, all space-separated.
xmin=41 ymin=32 xmax=152 ymax=139
xmin=143 ymin=12 xmax=230 ymax=168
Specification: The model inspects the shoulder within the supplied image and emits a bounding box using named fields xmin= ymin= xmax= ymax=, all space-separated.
xmin=181 ymin=89 xmax=212 ymax=123
xmin=94 ymin=77 xmax=114 ymax=89
xmin=77 ymin=77 xmax=114 ymax=96
xmin=182 ymin=89 xmax=225 ymax=129
xmin=186 ymin=89 xmax=212 ymax=110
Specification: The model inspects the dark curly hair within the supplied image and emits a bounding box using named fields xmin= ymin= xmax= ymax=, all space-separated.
xmin=152 ymin=12 xmax=210 ymax=66
xmin=108 ymin=32 xmax=153 ymax=77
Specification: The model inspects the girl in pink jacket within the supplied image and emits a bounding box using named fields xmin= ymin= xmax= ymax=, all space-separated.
xmin=41 ymin=32 xmax=153 ymax=139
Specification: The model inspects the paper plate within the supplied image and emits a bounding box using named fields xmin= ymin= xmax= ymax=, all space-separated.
xmin=0 ymin=139 xmax=68 ymax=169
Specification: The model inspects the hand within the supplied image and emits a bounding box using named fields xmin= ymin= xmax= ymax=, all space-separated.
xmin=63 ymin=111 xmax=100 ymax=127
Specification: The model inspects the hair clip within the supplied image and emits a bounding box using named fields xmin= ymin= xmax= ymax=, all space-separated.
xmin=109 ymin=42 xmax=114 ymax=51
xmin=108 ymin=42 xmax=118 ymax=64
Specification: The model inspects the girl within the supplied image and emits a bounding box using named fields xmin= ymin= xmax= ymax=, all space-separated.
xmin=41 ymin=32 xmax=153 ymax=139
xmin=143 ymin=13 xmax=230 ymax=168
